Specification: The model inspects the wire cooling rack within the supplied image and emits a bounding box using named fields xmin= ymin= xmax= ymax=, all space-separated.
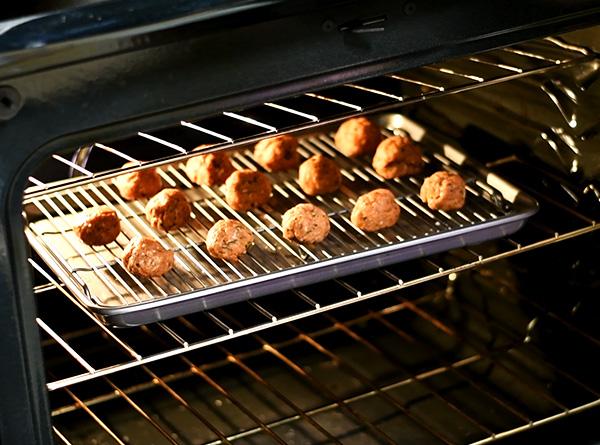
xmin=25 ymin=115 xmax=537 ymax=326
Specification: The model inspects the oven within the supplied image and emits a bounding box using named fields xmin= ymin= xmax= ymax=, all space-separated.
xmin=1 ymin=1 xmax=600 ymax=444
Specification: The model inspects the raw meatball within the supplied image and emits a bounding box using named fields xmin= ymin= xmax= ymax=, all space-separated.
xmin=145 ymin=188 xmax=192 ymax=231
xmin=334 ymin=117 xmax=381 ymax=157
xmin=420 ymin=171 xmax=466 ymax=211
xmin=225 ymin=169 xmax=272 ymax=212
xmin=254 ymin=135 xmax=300 ymax=171
xmin=372 ymin=135 xmax=424 ymax=179
xmin=74 ymin=206 xmax=121 ymax=246
xmin=298 ymin=155 xmax=342 ymax=196
xmin=282 ymin=203 xmax=330 ymax=244
xmin=122 ymin=237 xmax=174 ymax=277
xmin=351 ymin=189 xmax=400 ymax=232
xmin=206 ymin=219 xmax=254 ymax=262
xmin=185 ymin=150 xmax=235 ymax=187
xmin=113 ymin=161 xmax=163 ymax=200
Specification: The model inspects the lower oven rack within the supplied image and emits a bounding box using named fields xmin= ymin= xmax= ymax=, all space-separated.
xmin=47 ymin=249 xmax=600 ymax=445
xmin=26 ymin=115 xmax=537 ymax=327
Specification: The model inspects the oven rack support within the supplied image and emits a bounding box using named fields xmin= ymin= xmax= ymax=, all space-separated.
xmin=48 ymin=255 xmax=600 ymax=445
xmin=23 ymin=36 xmax=596 ymax=198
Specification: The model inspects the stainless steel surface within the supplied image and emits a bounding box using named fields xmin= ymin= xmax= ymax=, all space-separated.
xmin=23 ymin=36 xmax=594 ymax=198
xmin=25 ymin=115 xmax=537 ymax=327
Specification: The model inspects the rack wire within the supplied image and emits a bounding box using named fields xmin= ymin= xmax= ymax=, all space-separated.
xmin=24 ymin=36 xmax=596 ymax=198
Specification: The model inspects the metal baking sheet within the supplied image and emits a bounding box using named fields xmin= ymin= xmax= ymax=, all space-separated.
xmin=25 ymin=114 xmax=538 ymax=327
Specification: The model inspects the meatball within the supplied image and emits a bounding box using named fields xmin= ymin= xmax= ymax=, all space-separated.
xmin=224 ymin=169 xmax=272 ymax=212
xmin=113 ymin=161 xmax=163 ymax=200
xmin=282 ymin=203 xmax=330 ymax=244
xmin=298 ymin=155 xmax=342 ymax=196
xmin=185 ymin=151 xmax=235 ymax=186
xmin=420 ymin=171 xmax=466 ymax=211
xmin=74 ymin=206 xmax=121 ymax=246
xmin=254 ymin=135 xmax=300 ymax=171
xmin=145 ymin=188 xmax=192 ymax=231
xmin=334 ymin=117 xmax=381 ymax=157
xmin=206 ymin=219 xmax=254 ymax=262
xmin=122 ymin=237 xmax=174 ymax=277
xmin=351 ymin=189 xmax=400 ymax=232
xmin=372 ymin=135 xmax=424 ymax=179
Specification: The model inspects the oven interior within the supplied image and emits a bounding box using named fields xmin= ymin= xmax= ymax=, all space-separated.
xmin=23 ymin=26 xmax=600 ymax=444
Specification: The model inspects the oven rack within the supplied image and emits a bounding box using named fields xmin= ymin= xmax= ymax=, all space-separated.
xmin=48 ymin=254 xmax=600 ymax=445
xmin=36 ymin=179 xmax=598 ymax=392
xmin=24 ymin=36 xmax=595 ymax=198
